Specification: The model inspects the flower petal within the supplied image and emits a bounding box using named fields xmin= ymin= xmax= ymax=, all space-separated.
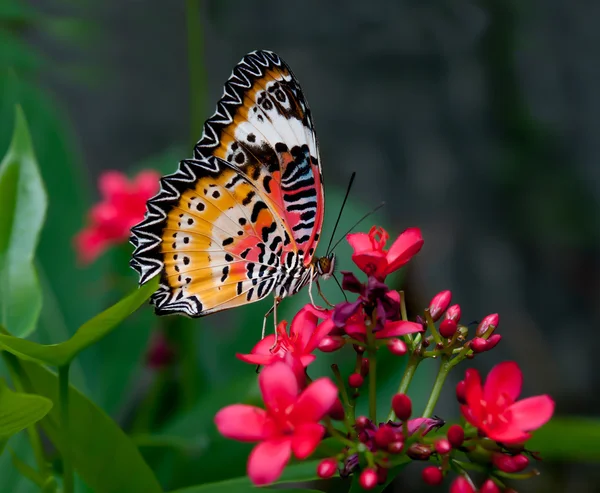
xmin=484 ymin=361 xmax=522 ymax=403
xmin=214 ymin=404 xmax=271 ymax=441
xmin=332 ymin=299 xmax=362 ymax=327
xmin=487 ymin=427 xmax=531 ymax=444
xmin=377 ymin=320 xmax=423 ymax=338
xmin=385 ymin=227 xmax=424 ymax=273
xmin=259 ymin=362 xmax=299 ymax=415
xmin=507 ymin=395 xmax=555 ymax=432
xmin=98 ymin=170 xmax=129 ymax=200
xmin=289 ymin=377 xmax=338 ymax=424
xmin=351 ymin=252 xmax=388 ymax=278
xmin=291 ymin=423 xmax=325 ymax=459
xmin=247 ymin=438 xmax=292 ymax=485
xmin=463 ymin=368 xmax=484 ymax=418
xmin=346 ymin=232 xmax=374 ymax=254
xmin=306 ymin=317 xmax=336 ymax=353
xmin=290 ymin=305 xmax=330 ymax=351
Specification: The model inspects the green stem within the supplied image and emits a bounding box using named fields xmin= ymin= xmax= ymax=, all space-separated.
xmin=387 ymin=352 xmax=421 ymax=421
xmin=422 ymin=356 xmax=451 ymax=418
xmin=4 ymin=354 xmax=49 ymax=480
xmin=59 ymin=364 xmax=74 ymax=493
xmin=185 ymin=0 xmax=206 ymax=147
xmin=365 ymin=316 xmax=377 ymax=422
xmin=424 ymin=308 xmax=442 ymax=345
xmin=131 ymin=370 xmax=168 ymax=433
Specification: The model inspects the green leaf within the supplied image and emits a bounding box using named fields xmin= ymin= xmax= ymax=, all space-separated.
xmin=4 ymin=355 xmax=163 ymax=493
xmin=0 ymin=377 xmax=51 ymax=438
xmin=528 ymin=417 xmax=600 ymax=462
xmin=0 ymin=277 xmax=158 ymax=366
xmin=167 ymin=462 xmax=323 ymax=492
xmin=0 ymin=105 xmax=47 ymax=337
xmin=9 ymin=448 xmax=47 ymax=488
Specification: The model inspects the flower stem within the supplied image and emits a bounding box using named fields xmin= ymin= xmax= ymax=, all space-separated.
xmin=387 ymin=351 xmax=421 ymax=421
xmin=59 ymin=364 xmax=74 ymax=493
xmin=365 ymin=315 xmax=377 ymax=422
xmin=424 ymin=308 xmax=442 ymax=345
xmin=185 ymin=0 xmax=206 ymax=147
xmin=422 ymin=356 xmax=451 ymax=418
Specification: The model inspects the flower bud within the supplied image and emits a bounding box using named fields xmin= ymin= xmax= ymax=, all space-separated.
xmin=445 ymin=304 xmax=461 ymax=323
xmin=388 ymin=441 xmax=404 ymax=454
xmin=391 ymin=393 xmax=412 ymax=421
xmin=355 ymin=416 xmax=371 ymax=430
xmin=476 ymin=313 xmax=499 ymax=337
xmin=456 ymin=380 xmax=467 ymax=404
xmin=470 ymin=337 xmax=488 ymax=353
xmin=450 ymin=476 xmax=475 ymax=493
xmin=486 ymin=334 xmax=501 ymax=350
xmin=374 ymin=425 xmax=396 ymax=449
xmin=480 ymin=479 xmax=500 ymax=493
xmin=439 ymin=319 xmax=458 ymax=338
xmin=429 ymin=290 xmax=452 ymax=321
xmin=328 ymin=398 xmax=346 ymax=421
xmin=422 ymin=466 xmax=443 ymax=485
xmin=317 ymin=458 xmax=337 ymax=478
xmin=407 ymin=443 xmax=433 ymax=460
xmin=493 ymin=453 xmax=529 ymax=473
xmin=361 ymin=358 xmax=370 ymax=376
xmin=318 ymin=335 xmax=345 ymax=352
xmin=387 ymin=338 xmax=407 ymax=356
xmin=359 ymin=468 xmax=378 ymax=490
xmin=447 ymin=424 xmax=465 ymax=448
xmin=435 ymin=438 xmax=451 ymax=454
xmin=376 ymin=466 xmax=388 ymax=484
xmin=348 ymin=373 xmax=364 ymax=388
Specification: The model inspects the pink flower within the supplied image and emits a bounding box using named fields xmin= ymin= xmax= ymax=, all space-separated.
xmin=344 ymin=305 xmax=423 ymax=342
xmin=460 ymin=362 xmax=554 ymax=444
xmin=346 ymin=226 xmax=424 ymax=280
xmin=214 ymin=362 xmax=338 ymax=485
xmin=74 ymin=170 xmax=159 ymax=264
xmin=237 ymin=305 xmax=334 ymax=382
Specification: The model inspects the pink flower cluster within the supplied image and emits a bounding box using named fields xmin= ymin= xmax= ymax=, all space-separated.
xmin=75 ymin=170 xmax=159 ymax=264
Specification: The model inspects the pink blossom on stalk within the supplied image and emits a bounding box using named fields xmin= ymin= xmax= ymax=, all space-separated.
xmin=460 ymin=362 xmax=555 ymax=444
xmin=445 ymin=304 xmax=461 ymax=323
xmin=75 ymin=170 xmax=160 ymax=264
xmin=237 ymin=305 xmax=334 ymax=382
xmin=343 ymin=305 xmax=423 ymax=342
xmin=429 ymin=290 xmax=452 ymax=321
xmin=477 ymin=313 xmax=499 ymax=337
xmin=214 ymin=362 xmax=338 ymax=485
xmin=346 ymin=226 xmax=424 ymax=280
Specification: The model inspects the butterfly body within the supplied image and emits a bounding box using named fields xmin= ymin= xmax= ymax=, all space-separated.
xmin=130 ymin=50 xmax=332 ymax=317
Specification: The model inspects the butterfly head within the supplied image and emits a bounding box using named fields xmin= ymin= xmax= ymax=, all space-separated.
xmin=315 ymin=253 xmax=336 ymax=281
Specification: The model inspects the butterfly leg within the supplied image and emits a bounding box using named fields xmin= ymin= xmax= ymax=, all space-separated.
xmin=316 ymin=279 xmax=336 ymax=307
xmin=261 ymin=296 xmax=282 ymax=339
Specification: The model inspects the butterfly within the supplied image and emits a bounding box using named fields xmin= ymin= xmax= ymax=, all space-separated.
xmin=129 ymin=50 xmax=335 ymax=319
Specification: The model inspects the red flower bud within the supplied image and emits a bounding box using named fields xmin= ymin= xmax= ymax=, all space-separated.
xmin=348 ymin=373 xmax=364 ymax=388
xmin=480 ymin=479 xmax=501 ymax=493
xmin=456 ymin=380 xmax=467 ymax=404
xmin=445 ymin=304 xmax=461 ymax=323
xmin=388 ymin=441 xmax=404 ymax=454
xmin=391 ymin=393 xmax=412 ymax=421
xmin=376 ymin=466 xmax=388 ymax=485
xmin=374 ymin=425 xmax=396 ymax=449
xmin=422 ymin=466 xmax=443 ymax=485
xmin=493 ymin=453 xmax=529 ymax=473
xmin=486 ymin=334 xmax=502 ymax=350
xmin=359 ymin=468 xmax=378 ymax=490
xmin=439 ymin=319 xmax=458 ymax=338
xmin=319 ymin=335 xmax=345 ymax=352
xmin=476 ymin=313 xmax=499 ymax=337
xmin=447 ymin=424 xmax=465 ymax=448
xmin=317 ymin=458 xmax=337 ymax=478
xmin=361 ymin=358 xmax=370 ymax=376
xmin=328 ymin=398 xmax=346 ymax=421
xmin=471 ymin=337 xmax=488 ymax=353
xmin=429 ymin=290 xmax=452 ymax=321
xmin=450 ymin=476 xmax=475 ymax=493
xmin=435 ymin=438 xmax=451 ymax=454
xmin=387 ymin=338 xmax=407 ymax=356
xmin=355 ymin=416 xmax=371 ymax=430
xmin=407 ymin=443 xmax=433 ymax=460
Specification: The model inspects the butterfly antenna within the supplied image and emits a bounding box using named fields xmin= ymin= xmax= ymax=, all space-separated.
xmin=326 ymin=172 xmax=356 ymax=255
xmin=329 ymin=201 xmax=386 ymax=253
xmin=333 ymin=273 xmax=348 ymax=302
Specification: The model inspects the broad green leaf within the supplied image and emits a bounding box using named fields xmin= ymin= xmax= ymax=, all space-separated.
xmin=5 ymin=355 xmax=163 ymax=493
xmin=168 ymin=462 xmax=322 ymax=492
xmin=0 ymin=277 xmax=158 ymax=366
xmin=528 ymin=417 xmax=600 ymax=462
xmin=0 ymin=377 xmax=51 ymax=438
xmin=9 ymin=448 xmax=48 ymax=489
xmin=0 ymin=105 xmax=47 ymax=337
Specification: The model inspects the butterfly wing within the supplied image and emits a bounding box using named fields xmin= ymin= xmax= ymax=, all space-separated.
xmin=193 ymin=50 xmax=324 ymax=265
xmin=130 ymin=156 xmax=294 ymax=316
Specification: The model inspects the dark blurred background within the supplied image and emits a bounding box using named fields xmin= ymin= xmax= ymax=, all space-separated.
xmin=2 ymin=0 xmax=600 ymax=492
